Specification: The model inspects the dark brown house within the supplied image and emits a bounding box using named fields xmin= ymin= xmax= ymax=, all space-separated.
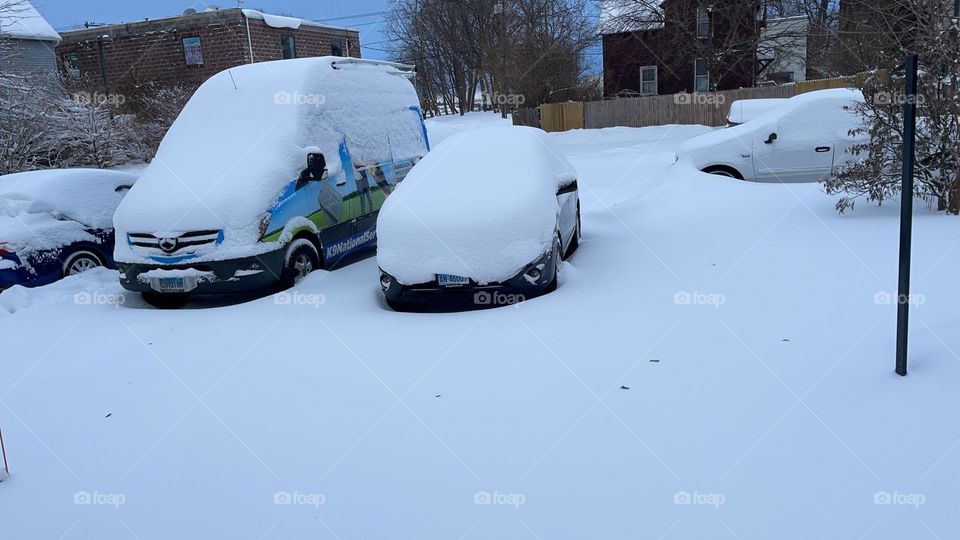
xmin=600 ymin=0 xmax=763 ymax=97
xmin=55 ymin=8 xmax=360 ymax=91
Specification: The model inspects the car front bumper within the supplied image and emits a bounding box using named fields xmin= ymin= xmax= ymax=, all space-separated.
xmin=117 ymin=248 xmax=285 ymax=295
xmin=380 ymin=249 xmax=557 ymax=311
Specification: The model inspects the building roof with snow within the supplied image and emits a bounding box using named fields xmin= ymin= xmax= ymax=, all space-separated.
xmin=0 ymin=0 xmax=61 ymax=42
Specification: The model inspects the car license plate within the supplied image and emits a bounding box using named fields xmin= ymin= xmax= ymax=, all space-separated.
xmin=437 ymin=274 xmax=470 ymax=287
xmin=156 ymin=277 xmax=186 ymax=292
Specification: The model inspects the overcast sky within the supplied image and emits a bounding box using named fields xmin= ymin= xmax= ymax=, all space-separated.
xmin=33 ymin=0 xmax=394 ymax=59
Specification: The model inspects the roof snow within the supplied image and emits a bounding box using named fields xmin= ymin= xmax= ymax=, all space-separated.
xmin=598 ymin=0 xmax=666 ymax=35
xmin=0 ymin=0 xmax=60 ymax=42
xmin=241 ymin=9 xmax=358 ymax=33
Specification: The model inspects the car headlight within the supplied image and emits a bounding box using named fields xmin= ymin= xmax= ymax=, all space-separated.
xmin=379 ymin=272 xmax=392 ymax=291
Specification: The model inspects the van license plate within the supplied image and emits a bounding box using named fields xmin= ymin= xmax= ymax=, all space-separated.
xmin=437 ymin=274 xmax=470 ymax=287
xmin=157 ymin=277 xmax=186 ymax=292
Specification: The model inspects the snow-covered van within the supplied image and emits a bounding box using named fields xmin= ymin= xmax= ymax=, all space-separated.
xmin=113 ymin=57 xmax=430 ymax=307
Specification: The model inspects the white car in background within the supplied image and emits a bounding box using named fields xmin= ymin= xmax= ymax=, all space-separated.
xmin=678 ymin=89 xmax=865 ymax=183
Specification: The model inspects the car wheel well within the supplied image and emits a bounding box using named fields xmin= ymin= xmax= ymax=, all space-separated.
xmin=61 ymin=248 xmax=107 ymax=277
xmin=289 ymin=231 xmax=324 ymax=270
xmin=703 ymin=165 xmax=744 ymax=180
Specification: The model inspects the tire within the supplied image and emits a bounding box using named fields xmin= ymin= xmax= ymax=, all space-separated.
xmin=545 ymin=235 xmax=562 ymax=293
xmin=62 ymin=250 xmax=103 ymax=277
xmin=703 ymin=166 xmax=743 ymax=180
xmin=279 ymin=239 xmax=320 ymax=290
xmin=566 ymin=206 xmax=582 ymax=257
xmin=142 ymin=292 xmax=190 ymax=309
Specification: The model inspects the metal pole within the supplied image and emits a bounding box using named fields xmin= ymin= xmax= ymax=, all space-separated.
xmin=0 ymin=425 xmax=9 ymax=477
xmin=895 ymin=54 xmax=919 ymax=377
xmin=97 ymin=39 xmax=110 ymax=95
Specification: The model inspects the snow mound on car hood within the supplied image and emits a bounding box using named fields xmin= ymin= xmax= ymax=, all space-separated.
xmin=0 ymin=169 xmax=136 ymax=229
xmin=113 ymin=57 xmax=425 ymax=255
xmin=377 ymin=126 xmax=575 ymax=285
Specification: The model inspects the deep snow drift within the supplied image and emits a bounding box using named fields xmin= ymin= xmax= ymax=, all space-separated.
xmin=1 ymin=114 xmax=959 ymax=539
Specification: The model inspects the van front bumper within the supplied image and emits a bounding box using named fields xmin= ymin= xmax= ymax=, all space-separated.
xmin=117 ymin=249 xmax=285 ymax=295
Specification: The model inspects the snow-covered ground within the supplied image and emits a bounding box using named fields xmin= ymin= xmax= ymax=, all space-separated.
xmin=2 ymin=113 xmax=959 ymax=539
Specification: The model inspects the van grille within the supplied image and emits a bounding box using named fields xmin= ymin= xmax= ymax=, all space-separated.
xmin=127 ymin=230 xmax=221 ymax=256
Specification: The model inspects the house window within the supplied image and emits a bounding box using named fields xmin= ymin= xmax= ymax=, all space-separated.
xmin=281 ymin=36 xmax=296 ymax=59
xmin=694 ymin=58 xmax=710 ymax=92
xmin=696 ymin=6 xmax=711 ymax=39
xmin=183 ymin=36 xmax=204 ymax=65
xmin=640 ymin=66 xmax=658 ymax=95
xmin=62 ymin=52 xmax=81 ymax=76
xmin=331 ymin=40 xmax=343 ymax=57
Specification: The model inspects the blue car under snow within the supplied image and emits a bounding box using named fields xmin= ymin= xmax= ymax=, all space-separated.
xmin=0 ymin=169 xmax=137 ymax=291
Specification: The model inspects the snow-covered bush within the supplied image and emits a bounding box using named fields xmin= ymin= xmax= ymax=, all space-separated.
xmin=824 ymin=0 xmax=960 ymax=214
xmin=0 ymin=73 xmax=177 ymax=174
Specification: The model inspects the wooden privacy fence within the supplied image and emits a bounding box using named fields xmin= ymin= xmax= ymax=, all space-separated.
xmin=585 ymin=85 xmax=797 ymax=129
xmin=512 ymin=107 xmax=539 ymax=128
xmin=515 ymin=75 xmax=860 ymax=132
xmin=540 ymin=102 xmax=584 ymax=132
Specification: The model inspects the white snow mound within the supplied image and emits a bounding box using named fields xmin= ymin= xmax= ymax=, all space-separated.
xmin=377 ymin=126 xmax=574 ymax=285
xmin=0 ymin=169 xmax=136 ymax=229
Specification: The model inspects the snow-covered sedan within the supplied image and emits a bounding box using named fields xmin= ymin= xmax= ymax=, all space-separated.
xmin=377 ymin=126 xmax=581 ymax=311
xmin=679 ymin=89 xmax=865 ymax=183
xmin=0 ymin=169 xmax=137 ymax=290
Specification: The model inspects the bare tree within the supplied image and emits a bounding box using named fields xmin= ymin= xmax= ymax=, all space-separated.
xmin=386 ymin=0 xmax=594 ymax=116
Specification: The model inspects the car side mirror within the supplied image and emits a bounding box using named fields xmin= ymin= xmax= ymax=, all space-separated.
xmin=764 ymin=132 xmax=778 ymax=145
xmin=298 ymin=153 xmax=328 ymax=187
xmin=306 ymin=153 xmax=327 ymax=179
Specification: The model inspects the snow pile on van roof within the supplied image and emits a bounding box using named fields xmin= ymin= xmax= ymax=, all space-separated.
xmin=114 ymin=57 xmax=426 ymax=255
xmin=377 ymin=126 xmax=575 ymax=285
xmin=0 ymin=169 xmax=136 ymax=229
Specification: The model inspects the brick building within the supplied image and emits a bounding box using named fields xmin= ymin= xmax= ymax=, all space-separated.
xmin=600 ymin=0 xmax=763 ymax=97
xmin=55 ymin=8 xmax=360 ymax=90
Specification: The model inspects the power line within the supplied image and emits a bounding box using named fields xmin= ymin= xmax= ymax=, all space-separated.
xmin=313 ymin=10 xmax=388 ymax=23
